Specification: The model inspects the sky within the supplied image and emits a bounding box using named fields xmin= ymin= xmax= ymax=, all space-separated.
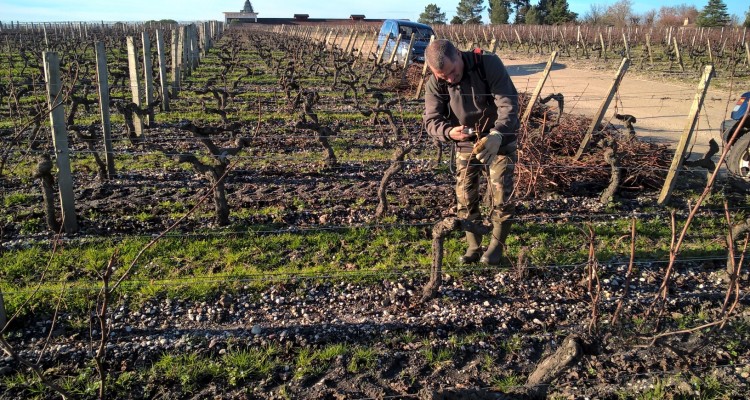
xmin=0 ymin=0 xmax=747 ymax=23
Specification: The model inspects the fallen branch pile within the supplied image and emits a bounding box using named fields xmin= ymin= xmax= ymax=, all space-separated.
xmin=517 ymin=98 xmax=673 ymax=198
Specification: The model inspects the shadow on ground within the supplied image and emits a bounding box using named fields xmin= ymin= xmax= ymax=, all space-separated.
xmin=506 ymin=62 xmax=566 ymax=77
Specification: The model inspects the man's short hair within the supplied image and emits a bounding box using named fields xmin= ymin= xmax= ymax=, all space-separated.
xmin=425 ymin=39 xmax=459 ymax=71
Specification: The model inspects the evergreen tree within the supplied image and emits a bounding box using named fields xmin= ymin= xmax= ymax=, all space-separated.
xmin=489 ymin=0 xmax=511 ymax=24
xmin=534 ymin=0 xmax=577 ymax=24
xmin=525 ymin=5 xmax=542 ymax=24
xmin=451 ymin=15 xmax=465 ymax=24
xmin=544 ymin=0 xmax=577 ymax=24
xmin=456 ymin=0 xmax=486 ymax=24
xmin=510 ymin=0 xmax=530 ymax=24
xmin=418 ymin=3 xmax=447 ymax=25
xmin=696 ymin=0 xmax=730 ymax=27
xmin=744 ymin=5 xmax=750 ymax=28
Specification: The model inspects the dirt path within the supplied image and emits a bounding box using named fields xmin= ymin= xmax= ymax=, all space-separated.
xmin=503 ymin=54 xmax=741 ymax=158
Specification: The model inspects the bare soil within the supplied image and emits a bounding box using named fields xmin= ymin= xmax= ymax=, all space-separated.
xmin=503 ymin=53 xmax=741 ymax=158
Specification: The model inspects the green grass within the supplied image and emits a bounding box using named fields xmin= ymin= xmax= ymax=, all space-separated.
xmin=492 ymin=374 xmax=524 ymax=392
xmin=420 ymin=345 xmax=454 ymax=368
xmin=223 ymin=345 xmax=281 ymax=385
xmin=347 ymin=346 xmax=378 ymax=373
xmin=150 ymin=353 xmax=224 ymax=392
xmin=2 ymin=192 xmax=36 ymax=207
xmin=0 ymin=206 xmax=734 ymax=321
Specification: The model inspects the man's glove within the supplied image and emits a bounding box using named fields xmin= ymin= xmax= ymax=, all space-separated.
xmin=474 ymin=130 xmax=503 ymax=164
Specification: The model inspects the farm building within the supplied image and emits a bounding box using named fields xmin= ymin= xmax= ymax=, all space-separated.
xmin=223 ymin=1 xmax=383 ymax=26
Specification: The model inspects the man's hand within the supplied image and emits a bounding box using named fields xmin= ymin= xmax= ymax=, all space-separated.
xmin=448 ymin=126 xmax=475 ymax=142
xmin=474 ymin=131 xmax=503 ymax=164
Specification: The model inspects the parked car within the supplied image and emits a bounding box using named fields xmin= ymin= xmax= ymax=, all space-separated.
xmin=376 ymin=19 xmax=434 ymax=64
xmin=723 ymin=91 xmax=750 ymax=188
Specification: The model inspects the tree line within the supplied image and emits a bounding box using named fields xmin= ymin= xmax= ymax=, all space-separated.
xmin=419 ymin=0 xmax=750 ymax=28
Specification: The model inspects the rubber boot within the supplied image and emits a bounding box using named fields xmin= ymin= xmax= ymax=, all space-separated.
xmin=480 ymin=220 xmax=512 ymax=266
xmin=458 ymin=231 xmax=483 ymax=264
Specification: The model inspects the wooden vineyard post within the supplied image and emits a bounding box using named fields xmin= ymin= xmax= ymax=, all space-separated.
xmin=622 ymin=33 xmax=630 ymax=60
xmin=646 ymin=33 xmax=654 ymax=66
xmin=351 ymin=31 xmax=367 ymax=67
xmin=375 ymin=33 xmax=391 ymax=65
xmin=387 ymin=33 xmax=403 ymax=64
xmin=330 ymin=29 xmax=340 ymax=49
xmin=365 ymin=31 xmax=378 ymax=62
xmin=190 ymin=25 xmax=199 ymax=71
xmin=514 ymin=29 xmax=522 ymax=49
xmin=126 ymin=36 xmax=144 ymax=137
xmin=489 ymin=37 xmax=498 ymax=54
xmin=522 ymin=51 xmax=558 ymax=126
xmin=43 ymin=52 xmax=78 ymax=233
xmin=171 ymin=28 xmax=180 ymax=98
xmin=182 ymin=25 xmax=192 ymax=77
xmin=94 ymin=42 xmax=115 ymax=179
xmin=599 ymin=32 xmax=607 ymax=60
xmin=324 ymin=30 xmax=332 ymax=47
xmin=141 ymin=31 xmax=155 ymax=125
xmin=343 ymin=29 xmax=355 ymax=53
xmin=745 ymin=42 xmax=749 ymax=66
xmin=574 ymin=58 xmax=630 ymax=161
xmin=706 ymin=38 xmax=713 ymax=64
xmin=402 ymin=33 xmax=416 ymax=70
xmin=346 ymin=31 xmax=358 ymax=55
xmin=414 ymin=35 xmax=435 ymax=100
xmin=156 ymin=29 xmax=170 ymax=111
xmin=352 ymin=31 xmax=370 ymax=59
xmin=352 ymin=32 xmax=370 ymax=58
xmin=673 ymin=37 xmax=684 ymax=72
xmin=657 ymin=65 xmax=713 ymax=205
xmin=202 ymin=21 xmax=210 ymax=57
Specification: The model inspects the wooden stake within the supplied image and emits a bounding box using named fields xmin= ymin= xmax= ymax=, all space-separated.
xmin=94 ymin=42 xmax=115 ymax=179
xmin=156 ymin=29 xmax=170 ymax=111
xmin=141 ymin=31 xmax=155 ymax=125
xmin=402 ymin=33 xmax=416 ymax=70
xmin=522 ymin=51 xmax=558 ymax=125
xmin=126 ymin=36 xmax=144 ymax=137
xmin=171 ymin=28 xmax=180 ymax=98
xmin=673 ymin=37 xmax=684 ymax=72
xmin=43 ymin=52 xmax=78 ymax=233
xmin=658 ymin=66 xmax=714 ymax=205
xmin=387 ymin=33 xmax=403 ymax=64
xmin=413 ymin=34 xmax=435 ymax=100
xmin=574 ymin=58 xmax=630 ymax=161
xmin=376 ymin=32 xmax=391 ymax=65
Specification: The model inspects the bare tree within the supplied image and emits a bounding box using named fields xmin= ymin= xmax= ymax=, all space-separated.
xmin=603 ymin=0 xmax=634 ymax=27
xmin=581 ymin=3 xmax=608 ymax=25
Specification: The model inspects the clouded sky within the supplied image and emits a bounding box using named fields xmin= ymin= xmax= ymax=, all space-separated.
xmin=1 ymin=0 xmax=747 ymax=23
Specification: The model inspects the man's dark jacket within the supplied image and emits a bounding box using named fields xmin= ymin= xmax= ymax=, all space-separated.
xmin=423 ymin=51 xmax=519 ymax=154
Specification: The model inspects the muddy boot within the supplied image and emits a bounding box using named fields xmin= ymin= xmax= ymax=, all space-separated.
xmin=458 ymin=231 xmax=483 ymax=264
xmin=480 ymin=221 xmax=512 ymax=266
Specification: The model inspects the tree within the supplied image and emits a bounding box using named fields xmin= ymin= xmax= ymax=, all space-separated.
xmin=696 ymin=0 xmax=730 ymax=27
xmin=744 ymin=5 xmax=750 ymax=28
xmin=489 ymin=0 xmax=511 ymax=24
xmin=525 ymin=6 xmax=542 ymax=24
xmin=451 ymin=15 xmax=465 ymax=24
xmin=581 ymin=3 xmax=607 ymax=25
xmin=537 ymin=0 xmax=577 ymax=24
xmin=419 ymin=4 xmax=447 ymax=25
xmin=456 ymin=0 xmax=485 ymax=24
xmin=510 ymin=0 xmax=531 ymax=24
xmin=603 ymin=0 xmax=633 ymax=27
xmin=642 ymin=9 xmax=656 ymax=26
xmin=656 ymin=4 xmax=699 ymax=27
